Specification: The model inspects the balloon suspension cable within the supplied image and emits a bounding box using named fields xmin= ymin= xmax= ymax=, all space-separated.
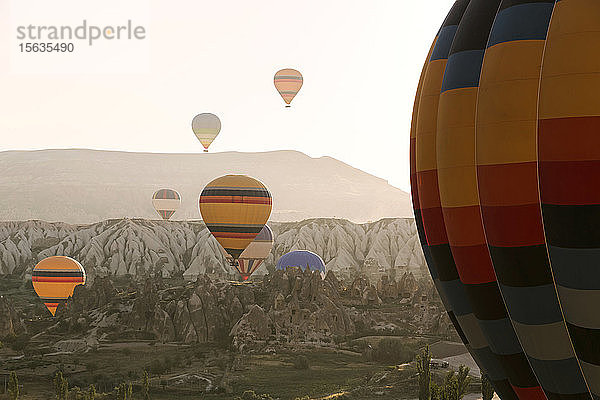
xmin=229 ymin=259 xmax=239 ymax=267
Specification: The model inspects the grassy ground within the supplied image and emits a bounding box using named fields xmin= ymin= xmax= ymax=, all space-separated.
xmin=0 ymin=342 xmax=421 ymax=400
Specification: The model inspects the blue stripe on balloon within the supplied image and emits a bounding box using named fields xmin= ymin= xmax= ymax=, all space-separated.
xmin=479 ymin=318 xmax=523 ymax=355
xmin=500 ymin=283 xmax=563 ymax=325
xmin=527 ymin=356 xmax=589 ymax=394
xmin=473 ymin=346 xmax=508 ymax=381
xmin=487 ymin=3 xmax=554 ymax=48
xmin=549 ymin=245 xmax=600 ymax=290
xmin=441 ymin=279 xmax=472 ymax=316
xmin=440 ymin=50 xmax=485 ymax=93
xmin=430 ymin=25 xmax=458 ymax=61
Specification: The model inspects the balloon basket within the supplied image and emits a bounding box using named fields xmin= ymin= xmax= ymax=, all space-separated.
xmin=203 ymin=149 xmax=208 ymax=153
xmin=285 ymin=105 xmax=291 ymax=108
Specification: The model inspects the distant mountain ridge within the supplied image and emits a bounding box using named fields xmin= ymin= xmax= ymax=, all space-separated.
xmin=0 ymin=149 xmax=411 ymax=223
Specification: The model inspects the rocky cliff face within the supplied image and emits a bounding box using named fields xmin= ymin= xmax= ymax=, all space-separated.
xmin=53 ymin=269 xmax=359 ymax=348
xmin=48 ymin=268 xmax=454 ymax=352
xmin=0 ymin=296 xmax=25 ymax=338
xmin=0 ymin=218 xmax=427 ymax=280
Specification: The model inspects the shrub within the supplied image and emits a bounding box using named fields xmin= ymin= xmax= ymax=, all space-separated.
xmin=292 ymin=355 xmax=310 ymax=370
xmin=7 ymin=334 xmax=30 ymax=352
xmin=234 ymin=390 xmax=274 ymax=400
xmin=367 ymin=338 xmax=415 ymax=365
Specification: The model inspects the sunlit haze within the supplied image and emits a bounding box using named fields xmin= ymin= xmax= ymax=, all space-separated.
xmin=0 ymin=0 xmax=454 ymax=191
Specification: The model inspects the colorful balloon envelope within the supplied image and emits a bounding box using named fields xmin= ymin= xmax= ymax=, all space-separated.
xmin=274 ymin=68 xmax=303 ymax=107
xmin=192 ymin=113 xmax=221 ymax=152
xmin=276 ymin=250 xmax=325 ymax=278
xmin=199 ymin=175 xmax=272 ymax=260
xmin=152 ymin=188 xmax=181 ymax=220
xmin=411 ymin=0 xmax=600 ymax=398
xmin=32 ymin=256 xmax=86 ymax=316
xmin=220 ymin=225 xmax=274 ymax=280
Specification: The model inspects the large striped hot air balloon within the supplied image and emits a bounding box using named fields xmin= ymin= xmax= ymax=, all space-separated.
xmin=32 ymin=256 xmax=86 ymax=316
xmin=199 ymin=175 xmax=272 ymax=261
xmin=152 ymin=189 xmax=181 ymax=220
xmin=411 ymin=0 xmax=600 ymax=398
xmin=276 ymin=250 xmax=326 ymax=279
xmin=274 ymin=68 xmax=303 ymax=107
xmin=220 ymin=225 xmax=274 ymax=280
xmin=192 ymin=113 xmax=221 ymax=152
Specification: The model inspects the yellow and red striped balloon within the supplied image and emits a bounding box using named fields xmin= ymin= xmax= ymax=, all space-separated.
xmin=199 ymin=175 xmax=272 ymax=260
xmin=32 ymin=256 xmax=86 ymax=316
xmin=274 ymin=68 xmax=303 ymax=107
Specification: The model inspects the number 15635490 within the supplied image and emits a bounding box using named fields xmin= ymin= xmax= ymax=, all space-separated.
xmin=19 ymin=42 xmax=74 ymax=53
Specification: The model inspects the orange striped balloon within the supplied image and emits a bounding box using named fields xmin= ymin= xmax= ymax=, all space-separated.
xmin=32 ymin=256 xmax=86 ymax=316
xmin=274 ymin=68 xmax=303 ymax=107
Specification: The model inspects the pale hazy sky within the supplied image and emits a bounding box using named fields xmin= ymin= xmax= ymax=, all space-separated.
xmin=0 ymin=0 xmax=454 ymax=192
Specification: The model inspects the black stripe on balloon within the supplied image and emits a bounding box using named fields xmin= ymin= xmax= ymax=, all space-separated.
xmin=499 ymin=0 xmax=555 ymax=11
xmin=413 ymin=209 xmax=428 ymax=248
xmin=429 ymin=244 xmax=460 ymax=282
xmin=496 ymin=352 xmax=540 ymax=387
xmin=544 ymin=391 xmax=595 ymax=400
xmin=32 ymin=271 xmax=84 ymax=278
xmin=450 ymin=0 xmax=502 ymax=55
xmin=224 ymin=248 xmax=243 ymax=259
xmin=40 ymin=297 xmax=67 ymax=302
xmin=464 ymin=282 xmax=508 ymax=321
xmin=566 ymin=323 xmax=600 ymax=366
xmin=491 ymin=379 xmax=518 ymax=400
xmin=541 ymin=204 xmax=600 ymax=248
xmin=488 ymin=245 xmax=553 ymax=287
xmin=448 ymin=311 xmax=469 ymax=345
xmin=201 ymin=188 xmax=271 ymax=198
xmin=206 ymin=225 xmax=263 ymax=234
xmin=442 ymin=0 xmax=471 ymax=27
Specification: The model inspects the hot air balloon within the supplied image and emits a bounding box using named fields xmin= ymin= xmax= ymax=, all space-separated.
xmin=274 ymin=68 xmax=303 ymax=107
xmin=199 ymin=175 xmax=272 ymax=262
xmin=276 ymin=250 xmax=325 ymax=278
xmin=32 ymin=256 xmax=86 ymax=316
xmin=152 ymin=189 xmax=181 ymax=220
xmin=220 ymin=225 xmax=274 ymax=280
xmin=411 ymin=0 xmax=600 ymax=398
xmin=192 ymin=113 xmax=221 ymax=152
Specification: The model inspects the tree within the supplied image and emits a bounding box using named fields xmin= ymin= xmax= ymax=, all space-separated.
xmin=87 ymin=384 xmax=96 ymax=400
xmin=142 ymin=370 xmax=150 ymax=400
xmin=455 ymin=365 xmax=471 ymax=400
xmin=8 ymin=371 xmax=19 ymax=400
xmin=431 ymin=366 xmax=472 ymax=400
xmin=54 ymin=371 xmax=68 ymax=400
xmin=481 ymin=374 xmax=494 ymax=400
xmin=234 ymin=390 xmax=274 ymax=400
xmin=115 ymin=382 xmax=133 ymax=400
xmin=415 ymin=346 xmax=431 ymax=400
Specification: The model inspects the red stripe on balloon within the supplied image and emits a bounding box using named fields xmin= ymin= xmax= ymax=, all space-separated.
xmin=449 ymin=244 xmax=497 ymax=285
xmin=32 ymin=277 xmax=84 ymax=283
xmin=442 ymin=206 xmax=487 ymax=247
xmin=481 ymin=204 xmax=546 ymax=247
xmin=211 ymin=232 xmax=258 ymax=239
xmin=199 ymin=196 xmax=272 ymax=205
xmin=539 ymin=160 xmax=600 ymax=205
